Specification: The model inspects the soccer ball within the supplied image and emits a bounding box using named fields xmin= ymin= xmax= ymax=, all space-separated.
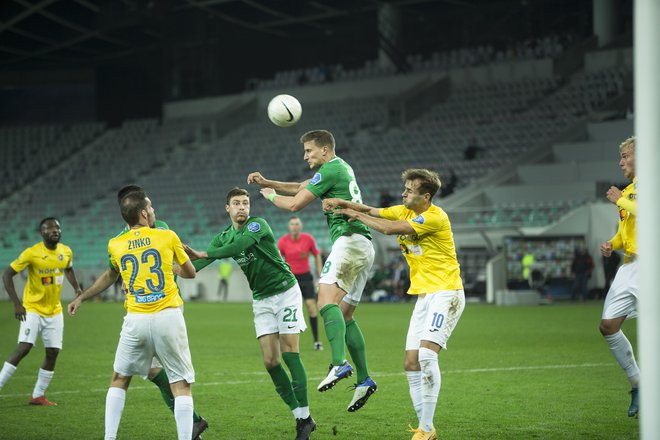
xmin=267 ymin=94 xmax=302 ymax=127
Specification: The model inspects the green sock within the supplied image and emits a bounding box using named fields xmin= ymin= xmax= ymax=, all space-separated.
xmin=267 ymin=363 xmax=299 ymax=411
xmin=150 ymin=369 xmax=201 ymax=423
xmin=320 ymin=304 xmax=347 ymax=365
xmin=282 ymin=352 xmax=308 ymax=407
xmin=345 ymin=319 xmax=369 ymax=383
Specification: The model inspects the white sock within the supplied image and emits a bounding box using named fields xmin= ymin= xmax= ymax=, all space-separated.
xmin=605 ymin=330 xmax=640 ymax=388
xmin=299 ymin=406 xmax=310 ymax=419
xmin=406 ymin=370 xmax=423 ymax=423
xmin=32 ymin=368 xmax=54 ymax=398
xmin=174 ymin=395 xmax=194 ymax=440
xmin=419 ymin=347 xmax=440 ymax=432
xmin=292 ymin=407 xmax=303 ymax=419
xmin=0 ymin=362 xmax=17 ymax=390
xmin=105 ymin=387 xmax=126 ymax=440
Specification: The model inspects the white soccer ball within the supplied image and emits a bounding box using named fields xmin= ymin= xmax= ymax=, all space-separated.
xmin=267 ymin=94 xmax=302 ymax=127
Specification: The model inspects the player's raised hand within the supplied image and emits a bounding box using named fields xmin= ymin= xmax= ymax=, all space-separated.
xmin=322 ymin=198 xmax=345 ymax=212
xmin=183 ymin=244 xmax=207 ymax=261
xmin=260 ymin=188 xmax=276 ymax=200
xmin=13 ymin=303 xmax=26 ymax=321
xmin=247 ymin=172 xmax=267 ymax=186
xmin=606 ymin=186 xmax=623 ymax=204
xmin=600 ymin=241 xmax=613 ymax=257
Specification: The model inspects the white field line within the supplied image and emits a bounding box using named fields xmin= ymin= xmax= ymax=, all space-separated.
xmin=0 ymin=362 xmax=611 ymax=399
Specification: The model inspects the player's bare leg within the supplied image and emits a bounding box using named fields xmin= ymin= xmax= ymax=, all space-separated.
xmin=305 ymin=298 xmax=322 ymax=350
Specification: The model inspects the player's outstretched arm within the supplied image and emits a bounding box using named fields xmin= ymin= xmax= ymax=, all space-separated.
xmin=3 ymin=267 xmax=26 ymax=321
xmin=68 ymin=267 xmax=119 ymax=316
xmin=247 ymin=172 xmax=307 ymax=196
xmin=335 ymin=208 xmax=414 ymax=236
xmin=323 ymin=198 xmax=380 ymax=217
xmin=261 ymin=187 xmax=317 ymax=212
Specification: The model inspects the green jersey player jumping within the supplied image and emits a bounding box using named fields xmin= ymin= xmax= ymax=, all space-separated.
xmin=185 ymin=187 xmax=316 ymax=440
xmin=247 ymin=129 xmax=377 ymax=413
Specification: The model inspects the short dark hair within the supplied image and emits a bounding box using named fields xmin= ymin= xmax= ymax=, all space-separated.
xmin=117 ymin=184 xmax=144 ymax=204
xmin=300 ymin=130 xmax=335 ymax=151
xmin=39 ymin=217 xmax=60 ymax=230
xmin=226 ymin=187 xmax=250 ymax=205
xmin=120 ymin=190 xmax=148 ymax=226
xmin=401 ymin=169 xmax=442 ymax=199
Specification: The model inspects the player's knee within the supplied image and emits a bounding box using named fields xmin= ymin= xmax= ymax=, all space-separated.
xmin=404 ymin=358 xmax=420 ymax=371
xmin=599 ymin=320 xmax=619 ymax=336
xmin=45 ymin=347 xmax=60 ymax=359
xmin=16 ymin=343 xmax=33 ymax=358
xmin=263 ymin=357 xmax=280 ymax=370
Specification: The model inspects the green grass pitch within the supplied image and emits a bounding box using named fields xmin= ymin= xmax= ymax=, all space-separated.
xmin=0 ymin=301 xmax=639 ymax=439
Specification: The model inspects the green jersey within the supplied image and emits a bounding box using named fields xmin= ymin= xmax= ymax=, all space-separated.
xmin=207 ymin=216 xmax=296 ymax=300
xmin=305 ymin=157 xmax=371 ymax=243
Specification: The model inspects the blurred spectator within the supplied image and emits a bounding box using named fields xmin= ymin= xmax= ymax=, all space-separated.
xmin=571 ymin=247 xmax=594 ymax=302
xmin=379 ymin=190 xmax=395 ymax=207
xmin=439 ymin=169 xmax=458 ymax=198
xmin=464 ymin=138 xmax=485 ymax=160
xmin=601 ymin=251 xmax=621 ymax=299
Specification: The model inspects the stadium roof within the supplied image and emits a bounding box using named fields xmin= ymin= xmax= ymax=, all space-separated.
xmin=0 ymin=0 xmax=593 ymax=72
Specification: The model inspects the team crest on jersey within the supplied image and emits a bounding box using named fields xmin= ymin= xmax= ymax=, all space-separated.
xmin=247 ymin=222 xmax=261 ymax=233
xmin=58 ymin=254 xmax=63 ymax=261
xmin=412 ymin=215 xmax=425 ymax=224
xmin=41 ymin=276 xmax=53 ymax=285
xmin=310 ymin=172 xmax=322 ymax=185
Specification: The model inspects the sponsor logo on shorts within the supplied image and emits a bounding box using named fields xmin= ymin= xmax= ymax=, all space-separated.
xmin=310 ymin=172 xmax=322 ymax=185
xmin=287 ymin=325 xmax=296 ymax=329
xmin=429 ymin=328 xmax=440 ymax=333
xmin=25 ymin=328 xmax=30 ymax=336
xmin=412 ymin=215 xmax=425 ymax=224
xmin=247 ymin=222 xmax=261 ymax=233
xmin=41 ymin=277 xmax=53 ymax=285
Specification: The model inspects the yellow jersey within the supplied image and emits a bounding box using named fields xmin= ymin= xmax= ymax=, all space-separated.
xmin=10 ymin=242 xmax=73 ymax=317
xmin=611 ymin=178 xmax=637 ymax=262
xmin=380 ymin=204 xmax=463 ymax=294
xmin=108 ymin=226 xmax=189 ymax=313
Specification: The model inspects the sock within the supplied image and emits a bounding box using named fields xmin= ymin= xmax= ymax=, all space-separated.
xmin=174 ymin=395 xmax=194 ymax=440
xmin=605 ymin=330 xmax=640 ymax=388
xmin=267 ymin=363 xmax=299 ymax=411
xmin=406 ymin=370 xmax=423 ymax=423
xmin=32 ymin=368 xmax=54 ymax=398
xmin=282 ymin=352 xmax=309 ymax=407
xmin=345 ymin=319 xmax=369 ymax=383
xmin=0 ymin=362 xmax=17 ymax=390
xmin=419 ymin=347 xmax=440 ymax=432
xmin=150 ymin=369 xmax=202 ymax=423
xmin=320 ymin=304 xmax=346 ymax=365
xmin=310 ymin=316 xmax=319 ymax=342
xmin=105 ymin=387 xmax=126 ymax=440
